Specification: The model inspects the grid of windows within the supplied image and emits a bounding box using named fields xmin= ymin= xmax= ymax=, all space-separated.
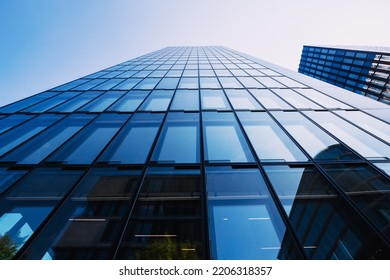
xmin=0 ymin=46 xmax=389 ymax=260
xmin=298 ymin=45 xmax=390 ymax=104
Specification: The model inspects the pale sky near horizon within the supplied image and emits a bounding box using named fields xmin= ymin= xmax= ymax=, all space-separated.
xmin=0 ymin=0 xmax=389 ymax=106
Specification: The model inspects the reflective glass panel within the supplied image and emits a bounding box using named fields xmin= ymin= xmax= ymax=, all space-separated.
xmin=78 ymin=91 xmax=125 ymax=112
xmin=273 ymin=89 xmax=322 ymax=109
xmin=237 ymin=77 xmax=265 ymax=88
xmin=296 ymin=89 xmax=352 ymax=109
xmin=218 ymin=77 xmax=244 ymax=89
xmin=170 ymin=90 xmax=199 ymax=111
xmin=0 ymin=114 xmax=63 ymax=157
xmin=201 ymin=90 xmax=231 ymax=110
xmin=0 ymin=168 xmax=83 ymax=259
xmin=271 ymin=111 xmax=358 ymax=160
xmin=178 ymin=78 xmax=199 ymax=89
xmin=206 ymin=166 xmax=299 ymax=260
xmin=138 ymin=90 xmax=174 ymax=111
xmin=107 ymin=91 xmax=149 ymax=112
xmin=200 ymin=77 xmax=221 ymax=89
xmin=113 ymin=78 xmax=142 ymax=90
xmin=320 ymin=164 xmax=390 ymax=239
xmin=155 ymin=78 xmax=180 ymax=90
xmin=116 ymin=168 xmax=205 ymax=260
xmin=22 ymin=92 xmax=80 ymax=113
xmin=304 ymin=111 xmax=390 ymax=160
xmin=203 ymin=112 xmax=254 ymax=163
xmin=73 ymin=79 xmax=108 ymax=90
xmin=225 ymin=89 xmax=262 ymax=110
xmin=264 ymin=165 xmax=389 ymax=259
xmin=0 ymin=115 xmax=34 ymax=134
xmin=237 ymin=112 xmax=308 ymax=162
xmin=133 ymin=78 xmax=161 ymax=90
xmin=92 ymin=79 xmax=125 ymax=90
xmin=152 ymin=113 xmax=200 ymax=163
xmin=21 ymin=168 xmax=141 ymax=260
xmin=99 ymin=113 xmax=163 ymax=164
xmin=255 ymin=77 xmax=285 ymax=88
xmin=249 ymin=89 xmax=292 ymax=110
xmin=1 ymin=114 xmax=95 ymax=164
xmin=0 ymin=168 xmax=27 ymax=195
xmin=50 ymin=91 xmax=103 ymax=112
xmin=48 ymin=114 xmax=128 ymax=164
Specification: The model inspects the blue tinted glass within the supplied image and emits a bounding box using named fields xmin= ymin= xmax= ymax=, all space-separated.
xmin=203 ymin=112 xmax=254 ymax=163
xmin=50 ymin=91 xmax=103 ymax=112
xmin=116 ymin=70 xmax=137 ymax=78
xmin=200 ymin=77 xmax=221 ymax=89
xmin=155 ymin=78 xmax=180 ymax=89
xmin=0 ymin=115 xmax=34 ymax=134
xmin=99 ymin=113 xmax=163 ymax=164
xmin=273 ymin=89 xmax=322 ymax=110
xmin=249 ymin=89 xmax=292 ymax=110
xmin=107 ymin=91 xmax=149 ymax=112
xmin=0 ymin=168 xmax=83 ymax=258
xmin=201 ymin=90 xmax=231 ymax=110
xmin=0 ymin=92 xmax=60 ymax=113
xmin=52 ymin=79 xmax=88 ymax=91
xmin=139 ymin=90 xmax=174 ymax=111
xmin=48 ymin=114 xmax=128 ymax=164
xmin=73 ymin=79 xmax=108 ymax=90
xmin=225 ymin=89 xmax=262 ymax=110
xmin=78 ymin=91 xmax=125 ymax=112
xmin=0 ymin=115 xmax=63 ymax=157
xmin=22 ymin=92 xmax=81 ymax=113
xmin=148 ymin=70 xmax=167 ymax=78
xmin=152 ymin=113 xmax=200 ymax=163
xmin=170 ymin=90 xmax=199 ymax=111
xmin=206 ymin=166 xmax=294 ymax=260
xmin=91 ymin=79 xmax=125 ymax=90
xmin=0 ymin=168 xmax=27 ymax=195
xmin=219 ymin=77 xmax=244 ymax=88
xmin=237 ymin=112 xmax=308 ymax=162
xmin=113 ymin=78 xmax=142 ymax=90
xmin=133 ymin=78 xmax=161 ymax=90
xmin=237 ymin=77 xmax=264 ymax=88
xmin=178 ymin=78 xmax=198 ymax=89
xmin=1 ymin=114 xmax=95 ymax=164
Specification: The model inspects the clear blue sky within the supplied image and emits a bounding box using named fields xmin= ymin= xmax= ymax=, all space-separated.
xmin=1 ymin=0 xmax=389 ymax=106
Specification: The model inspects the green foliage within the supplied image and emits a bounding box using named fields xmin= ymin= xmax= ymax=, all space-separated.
xmin=0 ymin=235 xmax=18 ymax=260
xmin=135 ymin=238 xmax=199 ymax=260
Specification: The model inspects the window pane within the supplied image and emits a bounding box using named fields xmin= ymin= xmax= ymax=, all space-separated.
xmin=237 ymin=77 xmax=265 ymax=88
xmin=78 ymin=91 xmax=125 ymax=112
xmin=304 ymin=111 xmax=390 ymax=160
xmin=182 ymin=70 xmax=198 ymax=77
xmin=273 ymin=77 xmax=306 ymax=88
xmin=203 ymin=112 xmax=254 ymax=163
xmin=218 ymin=77 xmax=244 ymax=89
xmin=91 ymin=79 xmax=125 ymax=90
xmin=99 ymin=113 xmax=163 ymax=164
xmin=107 ymin=91 xmax=149 ymax=112
xmin=0 ymin=114 xmax=34 ymax=134
xmin=206 ymin=166 xmax=299 ymax=260
xmin=138 ymin=90 xmax=174 ymax=111
xmin=273 ymin=89 xmax=322 ymax=109
xmin=296 ymin=89 xmax=352 ymax=109
xmin=178 ymin=78 xmax=198 ymax=89
xmin=0 ymin=168 xmax=83 ymax=258
xmin=201 ymin=90 xmax=231 ymax=110
xmin=0 ymin=114 xmax=63 ymax=157
xmin=48 ymin=114 xmax=128 ymax=164
xmin=152 ymin=113 xmax=200 ymax=163
xmin=113 ymin=78 xmax=142 ymax=90
xmin=334 ymin=110 xmax=390 ymax=144
xmin=133 ymin=78 xmax=161 ymax=90
xmin=320 ymin=164 xmax=390 ymax=240
xmin=237 ymin=112 xmax=308 ymax=162
xmin=250 ymin=89 xmax=292 ymax=110
xmin=51 ymin=79 xmax=89 ymax=91
xmin=116 ymin=168 xmax=205 ymax=260
xmin=271 ymin=111 xmax=359 ymax=160
xmin=22 ymin=92 xmax=80 ymax=113
xmin=170 ymin=90 xmax=199 ymax=111
xmin=73 ymin=79 xmax=108 ymax=90
xmin=255 ymin=77 xmax=285 ymax=88
xmin=225 ymin=89 xmax=262 ymax=110
xmin=50 ymin=91 xmax=103 ymax=113
xmin=200 ymin=77 xmax=221 ymax=89
xmin=264 ymin=165 xmax=388 ymax=259
xmin=0 ymin=168 xmax=27 ymax=195
xmin=155 ymin=78 xmax=180 ymax=90
xmin=1 ymin=114 xmax=95 ymax=164
xmin=21 ymin=168 xmax=141 ymax=260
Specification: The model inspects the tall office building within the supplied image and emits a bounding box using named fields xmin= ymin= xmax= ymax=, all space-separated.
xmin=298 ymin=45 xmax=390 ymax=104
xmin=0 ymin=47 xmax=389 ymax=260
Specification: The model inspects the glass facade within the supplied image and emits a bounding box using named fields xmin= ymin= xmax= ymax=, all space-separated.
xmin=0 ymin=46 xmax=389 ymax=260
xmin=298 ymin=45 xmax=390 ymax=104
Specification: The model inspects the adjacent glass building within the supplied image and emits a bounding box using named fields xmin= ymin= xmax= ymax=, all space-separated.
xmin=298 ymin=45 xmax=390 ymax=104
xmin=0 ymin=46 xmax=390 ymax=260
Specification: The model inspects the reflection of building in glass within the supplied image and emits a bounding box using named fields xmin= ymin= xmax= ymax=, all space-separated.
xmin=299 ymin=45 xmax=390 ymax=104
xmin=0 ymin=46 xmax=389 ymax=260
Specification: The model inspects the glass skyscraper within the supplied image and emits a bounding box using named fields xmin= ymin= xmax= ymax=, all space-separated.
xmin=0 ymin=46 xmax=389 ymax=260
xmin=298 ymin=45 xmax=390 ymax=104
